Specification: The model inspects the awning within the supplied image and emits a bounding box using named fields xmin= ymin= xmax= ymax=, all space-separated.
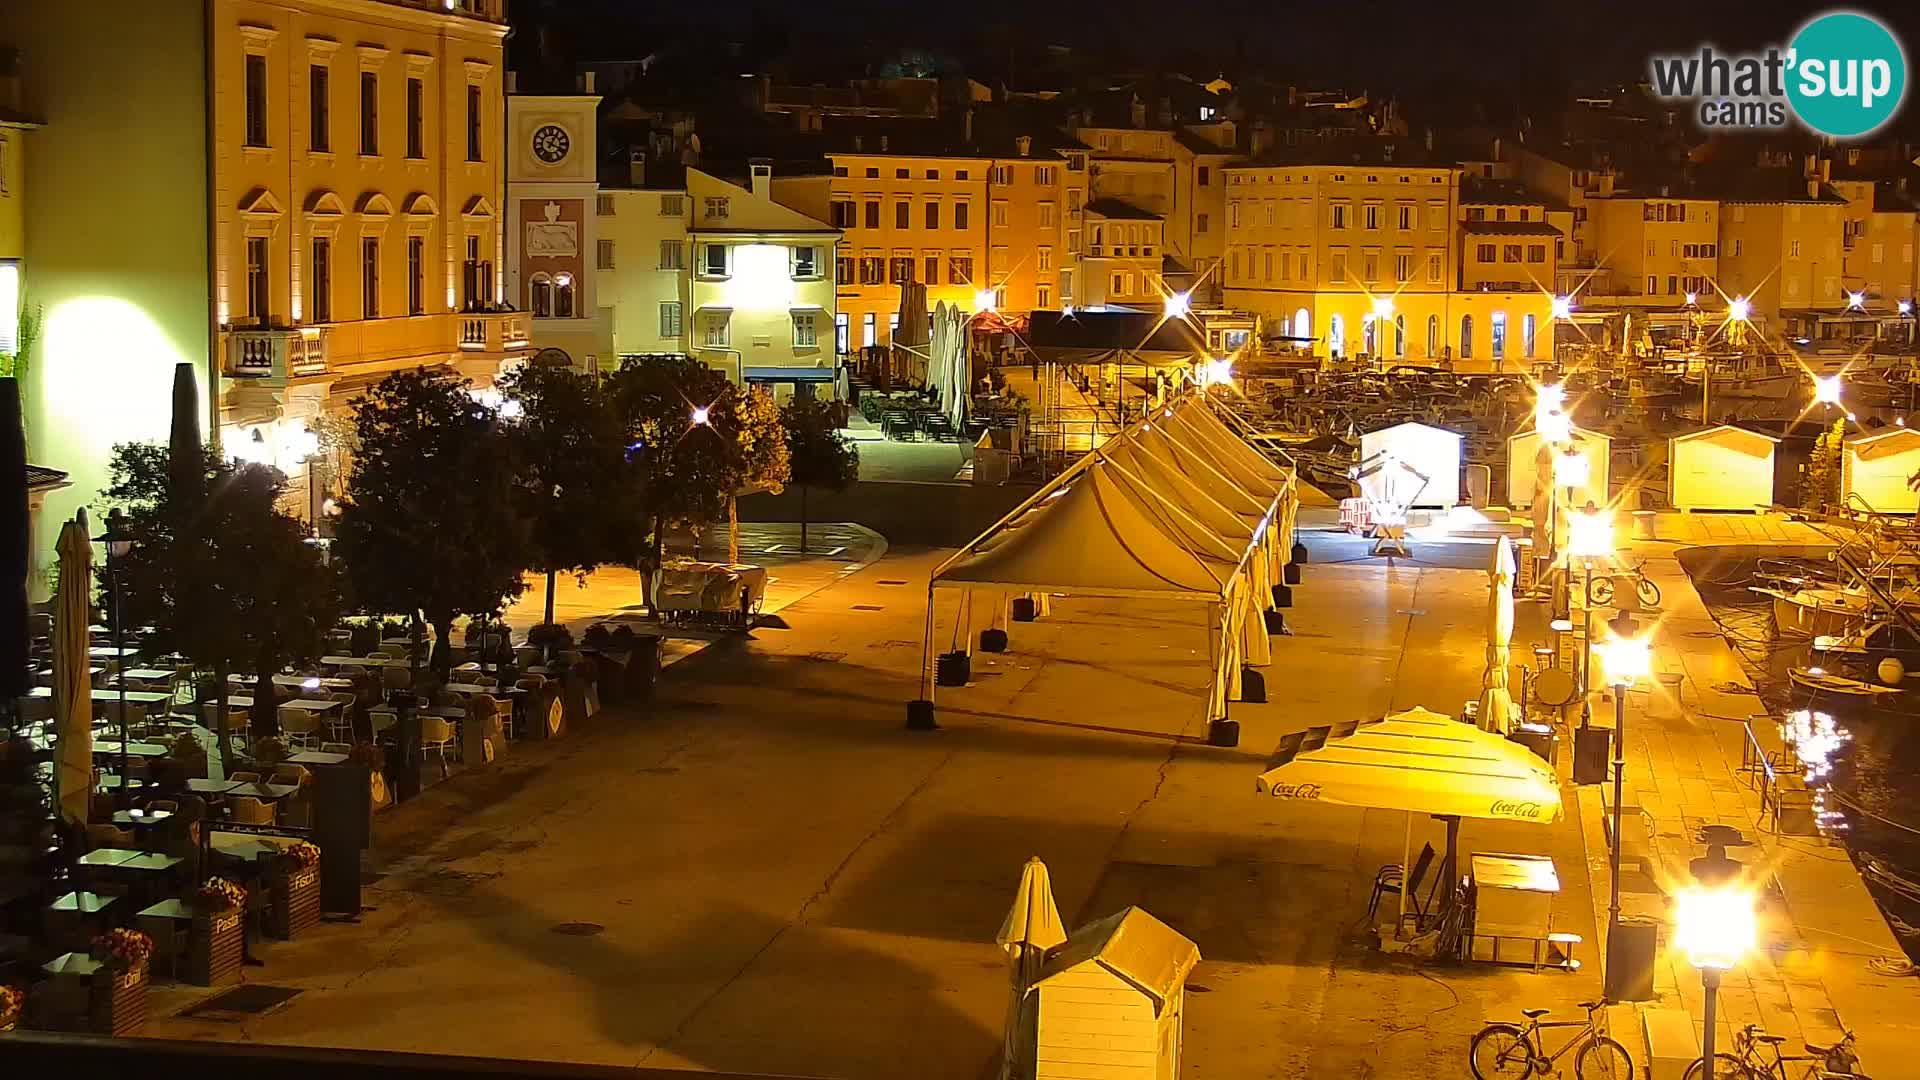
xmin=744 ymin=366 xmax=836 ymax=381
xmin=1255 ymin=706 xmax=1562 ymax=822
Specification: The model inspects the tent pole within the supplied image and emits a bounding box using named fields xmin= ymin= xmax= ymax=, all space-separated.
xmin=1399 ymin=813 xmax=1414 ymax=933
xmin=921 ymin=585 xmax=938 ymax=701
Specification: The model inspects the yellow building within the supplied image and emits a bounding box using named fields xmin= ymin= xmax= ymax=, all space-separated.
xmin=1835 ymin=172 xmax=1918 ymax=333
xmin=1715 ymin=167 xmax=1848 ymax=338
xmin=1220 ymin=150 xmax=1552 ymax=366
xmin=1582 ymin=191 xmax=1720 ymax=311
xmin=0 ymin=54 xmax=33 ymax=362
xmin=211 ymin=0 xmax=523 ymax=510
xmin=686 ymin=166 xmax=841 ymax=399
xmin=985 ymin=134 xmax=1090 ymax=314
xmin=601 ymin=180 xmax=692 ymax=358
xmin=1083 ymin=199 xmax=1169 ymax=308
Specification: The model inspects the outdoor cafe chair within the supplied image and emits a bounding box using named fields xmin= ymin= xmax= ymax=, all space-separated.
xmin=226 ymin=796 xmax=275 ymax=826
xmin=1367 ymin=842 xmax=1437 ymax=926
xmin=369 ymin=708 xmax=397 ymax=738
xmin=279 ymin=708 xmax=322 ymax=751
xmin=326 ymin=692 xmax=357 ymax=741
xmin=420 ymin=715 xmax=456 ymax=777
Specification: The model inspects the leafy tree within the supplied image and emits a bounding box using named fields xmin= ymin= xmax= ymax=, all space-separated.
xmin=498 ymin=363 xmax=640 ymax=627
xmin=1804 ymin=417 xmax=1845 ymax=511
xmin=606 ymin=356 xmax=785 ymax=595
xmin=104 ymin=446 xmax=339 ymax=767
xmin=332 ymin=368 xmax=529 ymax=678
xmin=782 ymin=397 xmax=859 ymax=553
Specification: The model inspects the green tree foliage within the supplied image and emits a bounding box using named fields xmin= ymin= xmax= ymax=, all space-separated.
xmin=104 ymin=445 xmax=339 ymax=766
xmin=1804 ymin=417 xmax=1846 ymax=511
xmin=782 ymin=397 xmax=859 ymax=552
xmin=606 ymin=356 xmax=786 ymax=582
xmin=498 ymin=363 xmax=641 ymax=626
xmin=333 ymin=368 xmax=529 ymax=677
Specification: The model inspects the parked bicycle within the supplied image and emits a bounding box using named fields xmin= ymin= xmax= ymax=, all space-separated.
xmin=1470 ymin=999 xmax=1634 ymax=1079
xmin=1684 ymin=1024 xmax=1864 ymax=1080
xmin=1587 ymin=557 xmax=1662 ymax=610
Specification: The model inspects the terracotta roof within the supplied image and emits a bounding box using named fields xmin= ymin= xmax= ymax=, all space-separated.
xmin=26 ymin=465 xmax=69 ymax=491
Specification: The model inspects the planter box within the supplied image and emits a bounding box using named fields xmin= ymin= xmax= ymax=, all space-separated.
xmin=268 ymin=865 xmax=321 ymax=939
xmin=186 ymin=910 xmax=244 ymax=986
xmin=90 ymin=965 xmax=148 ymax=1036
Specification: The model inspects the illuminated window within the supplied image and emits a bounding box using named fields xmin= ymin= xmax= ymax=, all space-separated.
xmin=0 ymin=262 xmax=18 ymax=354
xmin=834 ymin=312 xmax=849 ymax=352
xmin=794 ymin=312 xmax=819 ymax=348
xmin=529 ymin=274 xmax=551 ymax=317
xmin=703 ymin=243 xmax=729 ymax=278
xmin=1490 ymin=310 xmax=1507 ymax=359
xmin=862 ymin=312 xmax=875 ymax=347
xmin=309 ymin=65 xmax=330 ymax=152
xmin=554 ymin=273 xmax=575 ymax=318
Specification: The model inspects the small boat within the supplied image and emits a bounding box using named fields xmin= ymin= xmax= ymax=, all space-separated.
xmin=1789 ymin=666 xmax=1905 ymax=696
xmin=1752 ymin=585 xmax=1874 ymax=638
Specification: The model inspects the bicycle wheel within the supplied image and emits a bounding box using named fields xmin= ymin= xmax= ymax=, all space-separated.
xmin=1588 ymin=575 xmax=1616 ymax=606
xmin=1576 ymin=1034 xmax=1635 ymax=1080
xmin=1681 ymin=1054 xmax=1751 ymax=1080
xmin=1469 ymin=1023 xmax=1536 ymax=1080
xmin=1636 ymin=577 xmax=1662 ymax=608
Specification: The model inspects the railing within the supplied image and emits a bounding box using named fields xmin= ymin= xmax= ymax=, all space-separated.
xmin=1736 ymin=715 xmax=1785 ymax=834
xmin=457 ymin=311 xmax=532 ymax=355
xmin=224 ymin=327 xmax=329 ymax=381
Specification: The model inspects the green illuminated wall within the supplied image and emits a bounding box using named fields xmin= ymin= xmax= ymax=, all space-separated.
xmin=0 ymin=2 xmax=210 ymax=597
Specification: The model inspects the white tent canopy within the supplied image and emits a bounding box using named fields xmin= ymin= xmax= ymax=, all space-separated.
xmin=922 ymin=392 xmax=1301 ymax=733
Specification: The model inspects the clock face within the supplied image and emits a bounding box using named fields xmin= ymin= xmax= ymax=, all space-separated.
xmin=532 ymin=124 xmax=571 ymax=164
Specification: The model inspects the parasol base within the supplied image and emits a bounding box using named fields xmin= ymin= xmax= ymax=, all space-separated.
xmin=1011 ymin=598 xmax=1037 ymax=622
xmin=1291 ymin=541 xmax=1309 ymax=565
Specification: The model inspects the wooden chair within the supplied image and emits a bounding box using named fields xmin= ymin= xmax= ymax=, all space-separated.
xmin=227 ymin=796 xmax=275 ymax=825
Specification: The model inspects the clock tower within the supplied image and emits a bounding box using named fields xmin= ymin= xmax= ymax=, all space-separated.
xmin=506 ymin=77 xmax=611 ymax=369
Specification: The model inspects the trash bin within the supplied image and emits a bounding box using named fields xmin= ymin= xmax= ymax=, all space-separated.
xmin=1605 ymin=916 xmax=1660 ymax=1001
xmin=1632 ymin=510 xmax=1658 ymax=540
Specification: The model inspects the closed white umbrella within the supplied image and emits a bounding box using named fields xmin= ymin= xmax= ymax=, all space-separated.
xmin=1479 ymin=536 xmax=1517 ymax=733
xmin=53 ymin=509 xmax=94 ymax=826
xmin=997 ymin=856 xmax=1068 ymax=1080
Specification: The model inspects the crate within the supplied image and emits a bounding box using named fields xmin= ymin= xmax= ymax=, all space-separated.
xmin=90 ymin=965 xmax=148 ymax=1036
xmin=268 ymin=865 xmax=321 ymax=940
xmin=186 ymin=910 xmax=244 ymax=986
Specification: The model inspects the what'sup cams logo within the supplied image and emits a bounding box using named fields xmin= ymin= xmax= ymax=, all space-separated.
xmin=1650 ymin=10 xmax=1907 ymax=138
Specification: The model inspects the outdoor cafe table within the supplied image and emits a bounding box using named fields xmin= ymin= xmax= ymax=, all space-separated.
xmin=219 ymin=696 xmax=344 ymax=716
xmin=188 ymin=778 xmax=241 ymax=795
xmin=93 ymin=741 xmax=168 ymax=759
xmin=75 ymin=848 xmax=144 ymax=868
xmin=230 ymin=673 xmax=354 ymax=691
xmin=443 ymin=683 xmax=524 ymax=696
xmin=226 ymin=782 xmax=298 ymax=801
xmin=287 ymin=750 xmax=349 ymax=766
xmin=210 ymin=832 xmax=291 ymax=861
xmin=49 ymin=891 xmax=117 ymax=914
xmin=27 ymin=687 xmax=171 ymax=707
xmin=137 ymin=898 xmax=195 ymax=923
xmin=319 ymin=655 xmax=410 ymax=668
xmin=1467 ymin=852 xmax=1563 ymax=967
xmin=89 ymin=646 xmax=141 ymax=661
xmin=117 ymin=852 xmax=184 ymax=874
xmin=117 ymin=668 xmax=178 ymax=683
xmin=111 ymin=808 xmax=175 ymax=829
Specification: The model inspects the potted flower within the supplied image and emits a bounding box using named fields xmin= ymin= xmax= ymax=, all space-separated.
xmin=0 ymin=983 xmax=23 ymax=1032
xmin=87 ymin=929 xmax=152 ymax=1035
xmin=250 ymin=735 xmax=289 ymax=767
xmin=268 ymin=841 xmax=323 ymax=939
xmin=187 ymin=877 xmax=246 ymax=986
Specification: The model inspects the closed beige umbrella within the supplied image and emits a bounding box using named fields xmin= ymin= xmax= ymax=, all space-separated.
xmin=1479 ymin=536 xmax=1517 ymax=733
xmin=997 ymin=856 xmax=1068 ymax=1080
xmin=53 ymin=509 xmax=94 ymax=826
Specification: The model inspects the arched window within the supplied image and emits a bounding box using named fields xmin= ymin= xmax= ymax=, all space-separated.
xmin=1328 ymin=313 xmax=1345 ymax=357
xmin=1491 ymin=310 xmax=1507 ymax=360
xmin=1460 ymin=314 xmax=1474 ymax=358
xmin=1394 ymin=314 xmax=1406 ymax=358
xmin=1523 ymin=313 xmax=1538 ymax=358
xmin=529 ymin=273 xmax=553 ymax=317
xmin=1363 ymin=315 xmax=1376 ymax=356
xmin=1426 ymin=314 xmax=1439 ymax=357
xmin=1293 ymin=308 xmax=1310 ymax=341
xmin=554 ymin=273 xmax=576 ymax=318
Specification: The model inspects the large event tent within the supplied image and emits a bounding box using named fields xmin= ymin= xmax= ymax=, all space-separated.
xmin=914 ymin=393 xmax=1301 ymax=744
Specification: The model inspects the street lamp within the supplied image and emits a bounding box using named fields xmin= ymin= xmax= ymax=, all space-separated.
xmin=1813 ymin=374 xmax=1844 ymax=409
xmin=690 ymin=405 xmax=711 ymax=427
xmin=1728 ymin=296 xmax=1752 ymax=322
xmin=1568 ymin=500 xmax=1613 ymax=709
xmin=95 ymin=509 xmax=135 ymax=804
xmin=1674 ymin=882 xmax=1757 ymax=1077
xmin=1550 ymin=295 xmax=1573 ymax=321
xmin=973 ymin=289 xmax=997 ymax=315
xmin=1164 ymin=290 xmax=1192 ymax=320
xmin=1597 ymin=611 xmax=1650 ymax=938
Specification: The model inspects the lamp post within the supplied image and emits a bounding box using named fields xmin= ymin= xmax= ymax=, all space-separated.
xmin=1568 ymin=500 xmax=1613 ymax=708
xmin=1674 ymin=882 xmax=1756 ymax=1078
xmin=95 ymin=510 xmax=135 ymax=804
xmin=1597 ymin=612 xmax=1650 ymax=934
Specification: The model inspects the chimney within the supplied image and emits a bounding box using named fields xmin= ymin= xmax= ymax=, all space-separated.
xmin=629 ymin=147 xmax=648 ymax=187
xmin=1015 ymin=134 xmax=1032 ymax=157
xmin=1424 ymin=127 xmax=1433 ymax=151
xmin=577 ymin=70 xmax=595 ymax=94
xmin=963 ymin=108 xmax=973 ymax=144
xmin=879 ymin=133 xmax=890 ymax=152
xmin=504 ymin=70 xmax=518 ymax=95
xmin=1808 ymin=178 xmax=1820 ymax=199
xmin=1818 ymin=157 xmax=1831 ymax=183
xmin=749 ymin=160 xmax=772 ymax=200
xmin=1129 ymin=97 xmax=1146 ymax=129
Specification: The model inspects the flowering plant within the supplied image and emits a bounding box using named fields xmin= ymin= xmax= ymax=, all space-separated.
xmin=195 ymin=876 xmax=247 ymax=913
xmin=91 ymin=928 xmax=153 ymax=970
xmin=0 ymin=983 xmax=24 ymax=1026
xmin=250 ymin=736 xmax=288 ymax=764
xmin=283 ymin=841 xmax=322 ymax=870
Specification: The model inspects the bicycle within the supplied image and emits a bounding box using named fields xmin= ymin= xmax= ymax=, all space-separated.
xmin=1587 ymin=558 xmax=1662 ymax=610
xmin=1684 ymin=1024 xmax=1865 ymax=1080
xmin=1470 ymin=999 xmax=1634 ymax=1079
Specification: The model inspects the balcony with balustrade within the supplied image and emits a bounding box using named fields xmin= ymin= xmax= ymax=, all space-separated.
xmin=223 ymin=327 xmax=330 ymax=385
xmin=457 ymin=310 xmax=534 ymax=359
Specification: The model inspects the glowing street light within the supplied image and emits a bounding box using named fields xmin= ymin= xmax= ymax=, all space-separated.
xmin=1198 ymin=356 xmax=1234 ymax=388
xmin=973 ymin=289 xmax=997 ymax=314
xmin=1164 ymin=291 xmax=1192 ymax=319
xmin=1847 ymin=291 xmax=1866 ymax=310
xmin=1813 ymin=374 xmax=1844 ymax=408
xmin=1684 ymin=291 xmax=1698 ymax=306
xmin=1598 ymin=627 xmax=1650 ymax=688
xmin=1550 ymin=295 xmax=1573 ymax=320
xmin=1674 ymin=881 xmax=1757 ymax=1073
xmin=1553 ymin=446 xmax=1590 ymax=490
xmin=1567 ymin=502 xmax=1613 ymax=560
xmin=690 ymin=405 xmax=711 ymax=426
xmin=1900 ymin=299 xmax=1914 ymax=316
xmin=1371 ymin=296 xmax=1395 ymax=320
xmin=1728 ymin=296 xmax=1752 ymax=322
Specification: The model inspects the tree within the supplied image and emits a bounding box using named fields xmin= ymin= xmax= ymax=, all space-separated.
xmin=606 ymin=356 xmax=785 ymax=594
xmin=333 ymin=368 xmax=529 ymax=679
xmin=498 ymin=363 xmax=641 ymax=627
xmin=104 ymin=446 xmax=338 ymax=767
xmin=1804 ymin=417 xmax=1845 ymax=511
xmin=782 ymin=397 xmax=859 ymax=553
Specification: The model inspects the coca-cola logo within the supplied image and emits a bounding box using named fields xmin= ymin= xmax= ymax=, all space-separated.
xmin=1269 ymin=782 xmax=1322 ymax=800
xmin=1491 ymin=799 xmax=1545 ymax=819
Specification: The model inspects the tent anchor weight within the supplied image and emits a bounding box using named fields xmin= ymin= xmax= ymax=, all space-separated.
xmin=1011 ymin=597 xmax=1038 ymax=622
xmin=1238 ymin=667 xmax=1267 ymax=703
xmin=906 ymin=699 xmax=938 ymax=730
xmin=935 ymin=651 xmax=970 ymax=687
xmin=1271 ymin=583 xmax=1293 ymax=609
xmin=1208 ymin=718 xmax=1240 ymax=747
xmin=1291 ymin=541 xmax=1309 ymax=566
xmin=1264 ymin=609 xmax=1290 ymax=635
xmin=1284 ymin=561 xmax=1303 ymax=585
xmin=979 ymin=628 xmax=1008 ymax=653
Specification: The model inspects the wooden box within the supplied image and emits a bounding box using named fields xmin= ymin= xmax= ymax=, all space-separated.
xmin=268 ymin=865 xmax=321 ymax=939
xmin=186 ymin=909 xmax=244 ymax=986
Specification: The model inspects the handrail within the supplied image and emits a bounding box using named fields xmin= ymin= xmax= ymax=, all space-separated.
xmin=1737 ymin=716 xmax=1784 ymax=835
